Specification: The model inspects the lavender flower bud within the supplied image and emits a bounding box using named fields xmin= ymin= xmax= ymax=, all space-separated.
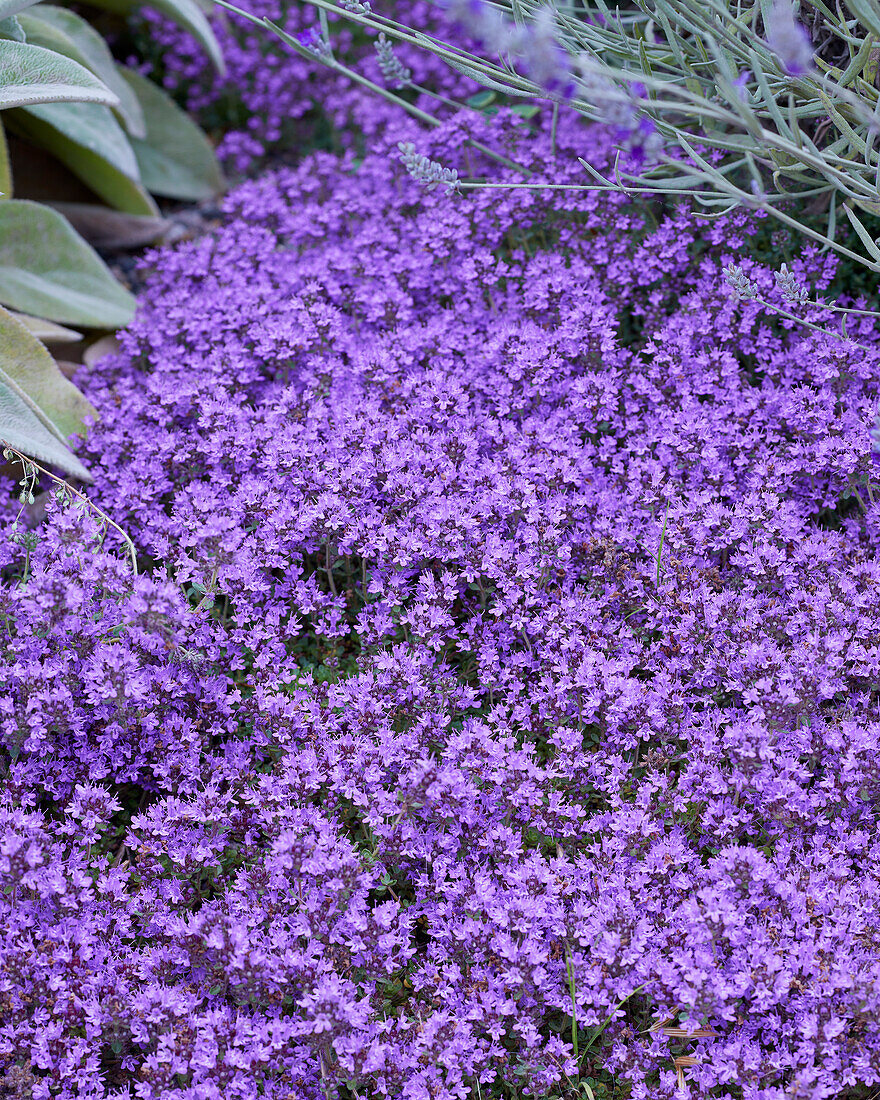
xmin=621 ymin=115 xmax=664 ymax=166
xmin=577 ymin=66 xmax=664 ymax=163
xmin=296 ymin=28 xmax=332 ymax=59
xmin=442 ymin=0 xmax=573 ymax=96
xmin=510 ymin=7 xmax=575 ymax=98
xmin=397 ymin=142 xmax=460 ymax=194
xmin=733 ymin=70 xmax=752 ymax=102
xmin=746 ymin=177 xmax=768 ymax=209
xmin=724 ymin=263 xmax=759 ymax=300
xmin=765 ymin=0 xmax=814 ymax=76
xmin=375 ymin=32 xmax=412 ymax=89
xmin=442 ymin=0 xmax=514 ymax=55
xmin=775 ymin=263 xmax=809 ymax=304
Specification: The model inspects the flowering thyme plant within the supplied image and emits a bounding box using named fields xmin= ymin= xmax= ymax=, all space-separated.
xmin=2 ymin=89 xmax=880 ymax=1097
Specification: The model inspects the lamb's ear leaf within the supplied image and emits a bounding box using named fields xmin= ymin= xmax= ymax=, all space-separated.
xmin=117 ymin=66 xmax=223 ymax=200
xmin=0 ymin=0 xmax=45 ymax=21
xmin=0 ymin=14 xmax=25 ymax=40
xmin=0 ymin=303 xmax=93 ymax=481
xmin=86 ymin=0 xmax=224 ymax=73
xmin=5 ymin=102 xmax=159 ymax=215
xmin=0 ymin=116 xmax=10 ymax=196
xmin=0 ymin=39 xmax=120 ymax=109
xmin=0 ymin=199 xmax=136 ymax=327
xmin=47 ymin=201 xmax=169 ymax=249
xmin=6 ymin=310 xmax=81 ymax=342
xmin=17 ymin=6 xmax=146 ymax=137
xmin=0 ymin=385 xmax=92 ymax=480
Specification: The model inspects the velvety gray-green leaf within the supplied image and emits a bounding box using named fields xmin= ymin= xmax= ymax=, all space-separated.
xmin=0 ymin=15 xmax=25 ymax=40
xmin=48 ymin=201 xmax=168 ymax=248
xmin=0 ymin=199 xmax=135 ymax=327
xmin=0 ymin=301 xmax=94 ymax=436
xmin=0 ymin=39 xmax=121 ymax=109
xmin=85 ymin=0 xmax=224 ymax=73
xmin=0 ymin=0 xmax=42 ymax=20
xmin=18 ymin=7 xmax=145 ymax=136
xmin=0 ymin=383 xmax=91 ymax=479
xmin=0 ymin=303 xmax=92 ymax=479
xmin=6 ymin=103 xmax=159 ymax=215
xmin=0 ymin=115 xmax=10 ymax=196
xmin=7 ymin=309 xmax=81 ymax=341
xmin=18 ymin=99 xmax=138 ymax=177
xmin=118 ymin=66 xmax=223 ymax=200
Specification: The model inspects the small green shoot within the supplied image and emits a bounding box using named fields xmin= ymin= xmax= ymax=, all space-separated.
xmin=2 ymin=446 xmax=138 ymax=576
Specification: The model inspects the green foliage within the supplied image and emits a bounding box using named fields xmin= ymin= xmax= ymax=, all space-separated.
xmin=17 ymin=4 xmax=146 ymax=135
xmin=0 ymin=199 xmax=136 ymax=325
xmin=119 ymin=66 xmax=225 ymax=200
xmin=0 ymin=34 xmax=120 ymax=108
xmin=6 ymin=99 xmax=161 ymax=213
xmin=0 ymin=0 xmax=226 ymax=479
xmin=0 ymin=304 xmax=93 ymax=480
xmin=2 ymin=0 xmax=225 ymax=213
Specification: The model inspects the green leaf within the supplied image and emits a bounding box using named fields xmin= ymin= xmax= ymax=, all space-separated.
xmin=0 ymin=39 xmax=121 ymax=109
xmin=848 ymin=194 xmax=880 ymax=217
xmin=0 ymin=199 xmax=135 ymax=327
xmin=0 ymin=14 xmax=25 ymax=40
xmin=0 ymin=302 xmax=92 ymax=437
xmin=843 ymin=0 xmax=880 ymax=40
xmin=117 ymin=66 xmax=223 ymax=200
xmin=466 ymin=89 xmax=495 ymax=109
xmin=16 ymin=97 xmax=137 ymax=178
xmin=843 ymin=199 xmax=880 ymax=260
xmin=433 ymin=49 xmax=533 ymax=96
xmin=48 ymin=201 xmax=168 ymax=248
xmin=87 ymin=0 xmax=224 ymax=73
xmin=6 ymin=102 xmax=159 ymax=215
xmin=0 ymin=116 xmax=10 ymax=196
xmin=0 ymin=303 xmax=92 ymax=480
xmin=18 ymin=6 xmax=146 ymax=137
xmin=7 ymin=309 xmax=81 ymax=341
xmin=0 ymin=0 xmax=42 ymax=19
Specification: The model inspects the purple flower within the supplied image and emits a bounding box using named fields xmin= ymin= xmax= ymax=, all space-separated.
xmin=442 ymin=0 xmax=574 ymax=97
xmin=621 ymin=115 xmax=663 ymax=167
xmin=2 ymin=46 xmax=880 ymax=1099
xmin=870 ymin=407 xmax=880 ymax=453
xmin=509 ymin=8 xmax=576 ymax=99
xmin=733 ymin=69 xmax=752 ymax=101
xmin=765 ymin=0 xmax=814 ymax=76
